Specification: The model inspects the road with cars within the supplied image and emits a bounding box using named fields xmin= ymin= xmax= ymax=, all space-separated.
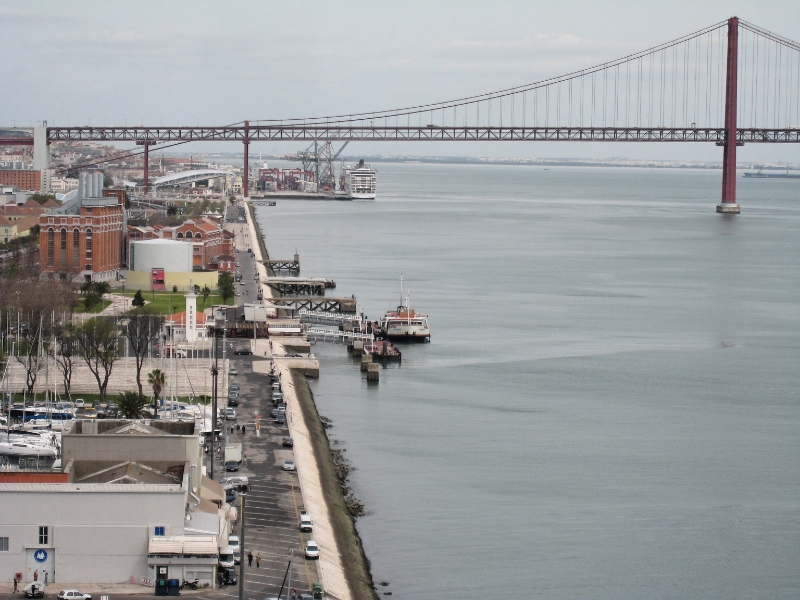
xmin=199 ymin=353 xmax=321 ymax=600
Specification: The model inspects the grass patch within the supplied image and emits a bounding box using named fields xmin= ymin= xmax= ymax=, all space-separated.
xmin=116 ymin=291 xmax=224 ymax=315
xmin=291 ymin=370 xmax=377 ymax=600
xmin=74 ymin=299 xmax=112 ymax=314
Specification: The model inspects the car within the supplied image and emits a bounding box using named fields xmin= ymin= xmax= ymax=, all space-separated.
xmin=282 ymin=460 xmax=295 ymax=471
xmin=229 ymin=382 xmax=240 ymax=390
xmin=234 ymin=292 xmax=240 ymax=297
xmin=282 ymin=437 xmax=294 ymax=448
xmin=219 ymin=567 xmax=237 ymax=585
xmin=225 ymin=488 xmax=237 ymax=503
xmin=225 ymin=460 xmax=239 ymax=472
xmin=225 ymin=408 xmax=236 ymax=420
xmin=274 ymin=413 xmax=286 ymax=425
xmin=229 ymin=368 xmax=238 ymax=376
xmin=234 ymin=347 xmax=252 ymax=355
xmin=272 ymin=382 xmax=281 ymax=390
xmin=228 ymin=390 xmax=240 ymax=399
xmin=271 ymin=407 xmax=286 ymax=417
xmin=227 ymin=398 xmax=238 ymax=407
xmin=286 ymin=353 xmax=303 ymax=358
xmin=239 ymin=280 xmax=246 ymax=285
xmin=228 ymin=535 xmax=241 ymax=564
xmin=304 ymin=540 xmax=320 ymax=559
xmin=58 ymin=591 xmax=92 ymax=600
xmin=220 ymin=475 xmax=249 ymax=488
xmin=299 ymin=511 xmax=313 ymax=532
xmin=23 ymin=583 xmax=46 ymax=598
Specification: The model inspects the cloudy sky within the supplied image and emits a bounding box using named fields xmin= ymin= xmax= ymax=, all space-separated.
xmin=2 ymin=0 xmax=799 ymax=162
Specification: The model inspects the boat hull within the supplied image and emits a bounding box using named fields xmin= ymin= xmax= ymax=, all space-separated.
xmin=380 ymin=331 xmax=431 ymax=343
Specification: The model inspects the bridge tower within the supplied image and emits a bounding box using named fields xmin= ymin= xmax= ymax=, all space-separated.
xmin=243 ymin=120 xmax=250 ymax=198
xmin=717 ymin=16 xmax=741 ymax=214
xmin=136 ymin=139 xmax=156 ymax=194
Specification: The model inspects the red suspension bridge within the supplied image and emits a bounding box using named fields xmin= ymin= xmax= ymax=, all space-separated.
xmin=3 ymin=17 xmax=800 ymax=214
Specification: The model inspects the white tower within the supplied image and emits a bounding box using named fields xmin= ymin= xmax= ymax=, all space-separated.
xmin=185 ymin=279 xmax=198 ymax=343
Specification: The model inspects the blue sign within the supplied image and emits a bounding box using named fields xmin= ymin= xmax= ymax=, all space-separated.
xmin=33 ymin=550 xmax=47 ymax=563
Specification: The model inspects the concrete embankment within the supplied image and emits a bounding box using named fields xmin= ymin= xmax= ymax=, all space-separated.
xmin=246 ymin=200 xmax=377 ymax=600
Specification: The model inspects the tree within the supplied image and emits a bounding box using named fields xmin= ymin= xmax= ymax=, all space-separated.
xmin=147 ymin=368 xmax=166 ymax=410
xmin=76 ymin=317 xmax=120 ymax=403
xmin=229 ymin=196 xmax=236 ymax=204
xmin=51 ymin=322 xmax=77 ymax=399
xmin=116 ymin=390 xmax=149 ymax=419
xmin=123 ymin=306 xmax=164 ymax=395
xmin=166 ymin=206 xmax=178 ymax=216
xmin=218 ymin=272 xmax=234 ymax=304
xmin=92 ymin=281 xmax=111 ymax=297
xmin=132 ymin=290 xmax=145 ymax=308
xmin=82 ymin=292 xmax=101 ymax=312
xmin=201 ymin=285 xmax=211 ymax=308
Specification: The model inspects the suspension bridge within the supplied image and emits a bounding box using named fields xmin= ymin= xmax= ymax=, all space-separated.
xmin=4 ymin=17 xmax=800 ymax=213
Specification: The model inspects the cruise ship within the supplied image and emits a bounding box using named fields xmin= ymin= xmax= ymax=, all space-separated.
xmin=339 ymin=160 xmax=377 ymax=199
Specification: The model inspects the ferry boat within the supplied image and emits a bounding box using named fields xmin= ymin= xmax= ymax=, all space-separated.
xmin=378 ymin=277 xmax=431 ymax=342
xmin=339 ymin=160 xmax=377 ymax=199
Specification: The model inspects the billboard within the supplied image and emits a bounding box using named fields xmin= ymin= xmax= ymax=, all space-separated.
xmin=151 ymin=268 xmax=165 ymax=291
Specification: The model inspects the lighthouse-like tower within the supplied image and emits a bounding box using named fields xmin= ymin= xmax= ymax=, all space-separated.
xmin=185 ymin=279 xmax=198 ymax=343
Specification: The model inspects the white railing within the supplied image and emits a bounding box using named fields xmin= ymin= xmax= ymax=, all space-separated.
xmin=305 ymin=327 xmax=374 ymax=343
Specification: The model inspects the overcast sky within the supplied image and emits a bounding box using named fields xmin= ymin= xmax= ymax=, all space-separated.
xmin=2 ymin=0 xmax=799 ymax=162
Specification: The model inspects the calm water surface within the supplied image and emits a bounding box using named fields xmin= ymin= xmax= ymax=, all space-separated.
xmin=256 ymin=163 xmax=800 ymax=599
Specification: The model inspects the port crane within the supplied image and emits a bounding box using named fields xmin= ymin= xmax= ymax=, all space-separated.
xmin=285 ymin=141 xmax=349 ymax=193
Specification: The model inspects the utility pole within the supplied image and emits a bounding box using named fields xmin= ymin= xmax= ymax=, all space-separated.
xmin=238 ymin=494 xmax=246 ymax=600
xmin=210 ymin=333 xmax=218 ymax=479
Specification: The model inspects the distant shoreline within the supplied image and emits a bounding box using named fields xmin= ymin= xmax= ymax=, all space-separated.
xmin=158 ymin=152 xmax=800 ymax=172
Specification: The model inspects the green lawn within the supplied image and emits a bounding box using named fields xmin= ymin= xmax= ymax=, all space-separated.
xmin=74 ymin=299 xmax=112 ymax=314
xmin=116 ymin=290 xmax=224 ymax=315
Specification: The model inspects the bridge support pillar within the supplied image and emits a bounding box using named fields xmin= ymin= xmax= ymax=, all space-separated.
xmin=243 ymin=120 xmax=250 ymax=198
xmin=137 ymin=140 xmax=156 ymax=196
xmin=717 ymin=16 xmax=741 ymax=214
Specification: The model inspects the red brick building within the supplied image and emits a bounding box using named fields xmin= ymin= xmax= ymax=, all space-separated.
xmin=39 ymin=172 xmax=124 ymax=281
xmin=0 ymin=170 xmax=41 ymax=191
xmin=127 ymin=218 xmax=233 ymax=272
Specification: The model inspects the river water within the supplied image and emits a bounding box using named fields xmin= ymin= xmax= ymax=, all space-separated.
xmin=255 ymin=163 xmax=800 ymax=599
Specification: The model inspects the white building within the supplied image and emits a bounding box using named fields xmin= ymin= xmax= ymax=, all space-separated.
xmin=0 ymin=420 xmax=233 ymax=586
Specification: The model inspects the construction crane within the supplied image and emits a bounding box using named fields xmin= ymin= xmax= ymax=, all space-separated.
xmin=285 ymin=141 xmax=349 ymax=193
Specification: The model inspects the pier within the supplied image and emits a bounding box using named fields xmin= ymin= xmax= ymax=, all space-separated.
xmin=268 ymin=297 xmax=358 ymax=313
xmin=263 ymin=277 xmax=336 ymax=296
xmin=258 ymin=258 xmax=300 ymax=273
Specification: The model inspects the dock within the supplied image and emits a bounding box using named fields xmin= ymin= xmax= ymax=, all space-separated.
xmin=258 ymin=257 xmax=300 ymax=273
xmin=266 ymin=297 xmax=358 ymax=313
xmin=263 ymin=277 xmax=336 ymax=296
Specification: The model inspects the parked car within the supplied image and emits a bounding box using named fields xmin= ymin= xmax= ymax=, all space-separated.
xmin=229 ymin=367 xmax=238 ymax=376
xmin=23 ymin=583 xmax=46 ymax=598
xmin=274 ymin=413 xmax=286 ymax=425
xmin=220 ymin=567 xmax=237 ymax=585
xmin=225 ymin=488 xmax=237 ymax=503
xmin=227 ymin=398 xmax=239 ymax=407
xmin=234 ymin=347 xmax=252 ymax=355
xmin=225 ymin=408 xmax=236 ymax=420
xmin=283 ymin=460 xmax=296 ymax=471
xmin=304 ymin=540 xmax=320 ymax=559
xmin=58 ymin=591 xmax=91 ymax=600
xmin=228 ymin=535 xmax=241 ymax=564
xmin=282 ymin=437 xmax=294 ymax=448
xmin=225 ymin=460 xmax=239 ymax=472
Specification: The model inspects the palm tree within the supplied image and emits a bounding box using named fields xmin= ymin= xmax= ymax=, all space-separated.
xmin=147 ymin=368 xmax=166 ymax=410
xmin=201 ymin=285 xmax=211 ymax=308
xmin=116 ymin=390 xmax=149 ymax=419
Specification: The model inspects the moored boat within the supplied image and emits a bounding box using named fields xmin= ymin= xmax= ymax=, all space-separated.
xmin=378 ymin=276 xmax=431 ymax=342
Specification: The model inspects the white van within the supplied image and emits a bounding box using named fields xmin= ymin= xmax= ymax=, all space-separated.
xmin=219 ymin=546 xmax=235 ymax=568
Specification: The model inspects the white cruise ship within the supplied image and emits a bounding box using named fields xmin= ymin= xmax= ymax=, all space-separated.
xmin=340 ymin=160 xmax=377 ymax=199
